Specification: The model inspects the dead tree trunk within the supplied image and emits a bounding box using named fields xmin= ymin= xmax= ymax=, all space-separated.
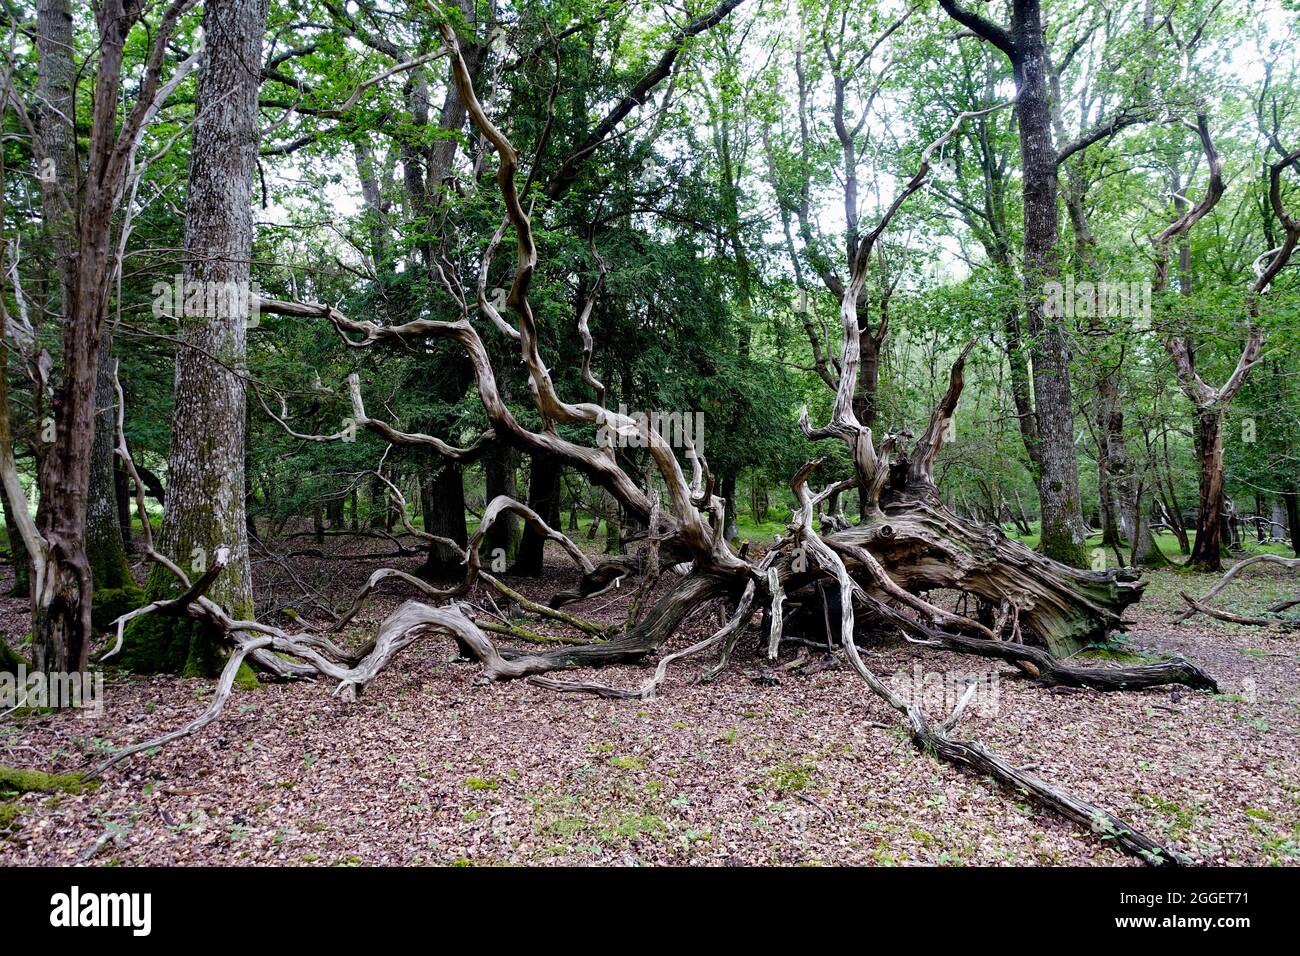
xmin=104 ymin=12 xmax=1227 ymax=869
xmin=826 ymin=492 xmax=1142 ymax=656
xmin=1151 ymin=116 xmax=1298 ymax=572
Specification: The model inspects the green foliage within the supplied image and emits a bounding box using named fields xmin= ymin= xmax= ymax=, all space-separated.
xmin=4 ymin=0 xmax=1296 ymax=661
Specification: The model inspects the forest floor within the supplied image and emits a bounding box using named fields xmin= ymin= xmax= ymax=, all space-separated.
xmin=0 ymin=532 xmax=1297 ymax=867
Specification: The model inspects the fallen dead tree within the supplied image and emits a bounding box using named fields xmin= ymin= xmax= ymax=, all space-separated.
xmin=78 ymin=18 xmax=1231 ymax=868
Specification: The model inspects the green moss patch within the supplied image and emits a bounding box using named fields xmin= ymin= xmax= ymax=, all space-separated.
xmin=0 ymin=766 xmax=94 ymax=837
xmin=115 ymin=566 xmax=258 ymax=686
xmin=117 ymin=609 xmax=258 ymax=687
xmin=91 ymin=584 xmax=147 ymax=634
xmin=0 ymin=765 xmax=94 ymax=796
xmin=0 ymin=639 xmax=27 ymax=672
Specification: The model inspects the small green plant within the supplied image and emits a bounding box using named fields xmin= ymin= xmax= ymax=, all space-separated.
xmin=767 ymin=761 xmax=815 ymax=795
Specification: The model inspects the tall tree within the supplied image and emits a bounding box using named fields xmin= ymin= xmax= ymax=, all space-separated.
xmin=7 ymin=0 xmax=198 ymax=675
xmin=1153 ymin=115 xmax=1300 ymax=571
xmin=939 ymin=0 xmax=1089 ymax=566
xmin=121 ymin=0 xmax=268 ymax=674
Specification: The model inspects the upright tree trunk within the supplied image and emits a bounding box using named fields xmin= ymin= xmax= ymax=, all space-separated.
xmin=719 ymin=473 xmax=739 ymax=543
xmin=31 ymin=0 xmax=92 ymax=675
xmin=398 ymin=8 xmax=491 ymax=566
xmin=1100 ymin=488 xmax=1123 ymax=549
xmin=1011 ymin=0 xmax=1088 ymax=567
xmin=512 ymin=453 xmax=562 ymax=575
xmin=35 ymin=0 xmax=76 ymax=302
xmin=483 ymin=446 xmax=518 ymax=559
xmin=417 ymin=463 xmax=469 ymax=580
xmin=1094 ymin=376 xmax=1126 ymax=551
xmin=1268 ymin=496 xmax=1285 ymax=540
xmin=1010 ymin=488 xmax=1032 ymax=536
xmin=0 ymin=479 xmax=29 ymax=598
xmin=1159 ymin=431 xmax=1191 ymax=554
xmin=31 ymin=274 xmax=101 ymax=676
xmin=1284 ymin=490 xmax=1300 ymax=557
xmin=326 ymin=493 xmax=344 ymax=527
xmin=1189 ymin=409 xmax=1225 ymax=571
xmin=855 ymin=329 xmax=881 ymax=430
xmin=1128 ymin=486 xmax=1167 ymax=569
xmin=604 ymin=494 xmax=622 ymax=555
xmin=115 ymin=457 xmax=134 ymax=551
xmin=121 ymin=0 xmax=267 ymax=675
xmin=83 ymin=335 xmax=144 ymax=637
xmin=367 ymin=472 xmax=387 ymax=528
xmin=86 ymin=333 xmax=133 ymax=591
xmin=354 ymin=141 xmax=391 ymax=270
xmin=940 ymin=0 xmax=1087 ymax=567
